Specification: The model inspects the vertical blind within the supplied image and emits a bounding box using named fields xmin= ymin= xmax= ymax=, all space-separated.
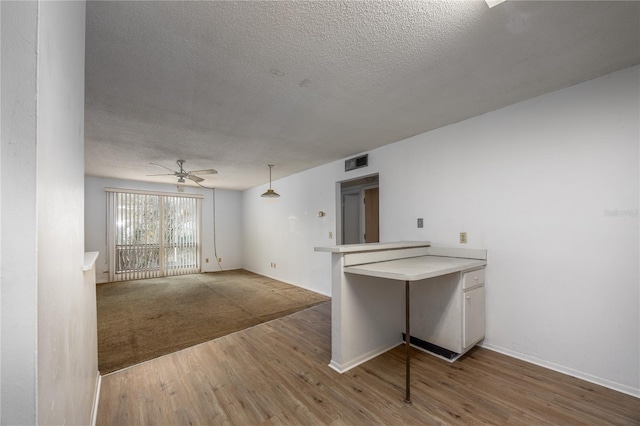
xmin=106 ymin=188 xmax=202 ymax=281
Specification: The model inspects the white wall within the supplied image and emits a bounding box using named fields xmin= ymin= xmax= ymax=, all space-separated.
xmin=1 ymin=2 xmax=39 ymax=423
xmin=36 ymin=2 xmax=98 ymax=424
xmin=0 ymin=2 xmax=3 ymax=415
xmin=85 ymin=177 xmax=243 ymax=282
xmin=1 ymin=1 xmax=98 ymax=425
xmin=243 ymin=65 xmax=639 ymax=396
xmin=244 ymin=163 xmax=350 ymax=296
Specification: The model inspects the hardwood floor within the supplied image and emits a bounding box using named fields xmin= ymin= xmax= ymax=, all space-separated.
xmin=97 ymin=301 xmax=639 ymax=425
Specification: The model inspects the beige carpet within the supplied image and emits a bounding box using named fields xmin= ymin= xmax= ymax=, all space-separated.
xmin=97 ymin=269 xmax=329 ymax=374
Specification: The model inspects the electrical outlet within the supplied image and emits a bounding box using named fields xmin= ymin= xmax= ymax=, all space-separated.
xmin=205 ymin=258 xmax=209 ymax=263
xmin=460 ymin=232 xmax=468 ymax=244
xmin=417 ymin=218 xmax=424 ymax=228
xmin=329 ymin=231 xmax=333 ymax=239
xmin=218 ymin=257 xmax=222 ymax=263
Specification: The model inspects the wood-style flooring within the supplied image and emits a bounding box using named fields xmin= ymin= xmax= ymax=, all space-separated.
xmin=97 ymin=301 xmax=640 ymax=425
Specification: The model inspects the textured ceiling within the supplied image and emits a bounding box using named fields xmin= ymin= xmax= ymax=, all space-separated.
xmin=85 ymin=1 xmax=640 ymax=190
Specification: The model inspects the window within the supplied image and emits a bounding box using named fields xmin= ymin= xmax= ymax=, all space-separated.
xmin=106 ymin=188 xmax=202 ymax=281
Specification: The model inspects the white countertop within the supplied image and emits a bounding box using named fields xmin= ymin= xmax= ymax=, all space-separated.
xmin=344 ymin=255 xmax=486 ymax=281
xmin=314 ymin=241 xmax=431 ymax=253
xmin=83 ymin=251 xmax=99 ymax=271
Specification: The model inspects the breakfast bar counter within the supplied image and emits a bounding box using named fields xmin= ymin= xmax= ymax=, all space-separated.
xmin=315 ymin=241 xmax=487 ymax=403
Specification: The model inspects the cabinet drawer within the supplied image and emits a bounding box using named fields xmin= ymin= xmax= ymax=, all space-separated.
xmin=463 ymin=269 xmax=485 ymax=290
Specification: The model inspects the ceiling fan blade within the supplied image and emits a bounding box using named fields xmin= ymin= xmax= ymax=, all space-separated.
xmin=189 ymin=169 xmax=218 ymax=175
xmin=187 ymin=175 xmax=205 ymax=183
xmin=146 ymin=173 xmax=176 ymax=176
xmin=150 ymin=162 xmax=178 ymax=173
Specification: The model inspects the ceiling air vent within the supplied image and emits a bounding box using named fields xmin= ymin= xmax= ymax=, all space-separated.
xmin=345 ymin=154 xmax=368 ymax=172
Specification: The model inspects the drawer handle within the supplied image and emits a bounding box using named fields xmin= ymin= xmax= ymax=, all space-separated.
xmin=466 ymin=295 xmax=471 ymax=300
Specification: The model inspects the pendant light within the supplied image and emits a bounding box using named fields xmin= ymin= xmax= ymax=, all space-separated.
xmin=261 ymin=164 xmax=280 ymax=198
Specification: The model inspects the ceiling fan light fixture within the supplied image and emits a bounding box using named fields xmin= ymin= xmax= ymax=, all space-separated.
xmin=148 ymin=159 xmax=217 ymax=185
xmin=261 ymin=164 xmax=280 ymax=198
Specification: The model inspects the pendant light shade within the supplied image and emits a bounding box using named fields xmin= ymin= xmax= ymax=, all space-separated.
xmin=261 ymin=164 xmax=280 ymax=198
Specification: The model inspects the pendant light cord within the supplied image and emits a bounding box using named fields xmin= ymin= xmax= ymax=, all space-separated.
xmin=195 ymin=181 xmax=223 ymax=272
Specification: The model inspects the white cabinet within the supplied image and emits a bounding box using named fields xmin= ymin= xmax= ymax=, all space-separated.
xmin=463 ymin=268 xmax=484 ymax=290
xmin=463 ymin=286 xmax=485 ymax=349
xmin=410 ymin=267 xmax=486 ymax=360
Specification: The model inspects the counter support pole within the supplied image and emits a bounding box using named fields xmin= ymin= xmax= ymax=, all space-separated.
xmin=405 ymin=280 xmax=412 ymax=404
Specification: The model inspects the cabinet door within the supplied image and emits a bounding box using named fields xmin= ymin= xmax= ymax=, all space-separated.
xmin=463 ymin=286 xmax=485 ymax=349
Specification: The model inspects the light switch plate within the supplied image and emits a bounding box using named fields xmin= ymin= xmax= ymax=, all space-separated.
xmin=460 ymin=232 xmax=468 ymax=244
xmin=417 ymin=218 xmax=424 ymax=228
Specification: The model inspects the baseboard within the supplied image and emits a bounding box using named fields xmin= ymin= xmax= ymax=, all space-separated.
xmin=244 ymin=267 xmax=332 ymax=298
xmin=328 ymin=340 xmax=402 ymax=374
xmin=90 ymin=372 xmax=101 ymax=426
xmin=480 ymin=342 xmax=640 ymax=398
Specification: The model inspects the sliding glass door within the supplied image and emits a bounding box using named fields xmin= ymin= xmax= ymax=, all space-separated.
xmin=106 ymin=189 xmax=202 ymax=281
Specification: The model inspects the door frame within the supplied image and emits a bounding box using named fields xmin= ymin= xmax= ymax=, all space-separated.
xmin=336 ymin=173 xmax=379 ymax=245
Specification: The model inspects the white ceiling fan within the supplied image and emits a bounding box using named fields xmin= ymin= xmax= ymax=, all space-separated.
xmin=148 ymin=159 xmax=218 ymax=183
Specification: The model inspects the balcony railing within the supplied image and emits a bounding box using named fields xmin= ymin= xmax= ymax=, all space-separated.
xmin=116 ymin=243 xmax=197 ymax=273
